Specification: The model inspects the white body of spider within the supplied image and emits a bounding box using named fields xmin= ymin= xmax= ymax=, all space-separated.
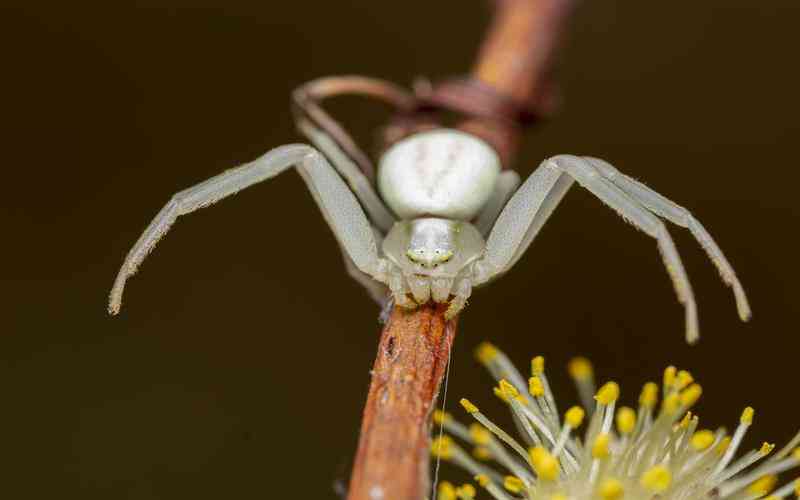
xmin=109 ymin=123 xmax=750 ymax=343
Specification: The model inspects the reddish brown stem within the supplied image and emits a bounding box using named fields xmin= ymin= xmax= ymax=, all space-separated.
xmin=347 ymin=304 xmax=457 ymax=500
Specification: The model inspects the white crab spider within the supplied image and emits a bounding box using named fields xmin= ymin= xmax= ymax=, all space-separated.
xmin=109 ymin=123 xmax=750 ymax=343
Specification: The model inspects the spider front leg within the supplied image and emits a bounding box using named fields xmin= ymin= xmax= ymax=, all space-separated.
xmin=546 ymin=154 xmax=700 ymax=341
xmin=476 ymin=154 xmax=748 ymax=343
xmin=109 ymin=144 xmax=388 ymax=314
xmin=584 ymin=157 xmax=751 ymax=321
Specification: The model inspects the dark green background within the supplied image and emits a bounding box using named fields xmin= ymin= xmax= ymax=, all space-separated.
xmin=2 ymin=1 xmax=798 ymax=498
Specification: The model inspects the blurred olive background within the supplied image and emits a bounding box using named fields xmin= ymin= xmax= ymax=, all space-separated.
xmin=2 ymin=1 xmax=798 ymax=498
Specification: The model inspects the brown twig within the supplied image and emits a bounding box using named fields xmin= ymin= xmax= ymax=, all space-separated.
xmin=347 ymin=304 xmax=457 ymax=500
xmin=346 ymin=1 xmax=577 ymax=499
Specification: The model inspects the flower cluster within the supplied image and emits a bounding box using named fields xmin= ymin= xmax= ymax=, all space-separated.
xmin=431 ymin=343 xmax=800 ymax=500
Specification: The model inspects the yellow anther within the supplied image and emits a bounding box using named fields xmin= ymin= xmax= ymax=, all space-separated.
xmin=598 ymin=478 xmax=625 ymax=500
xmin=691 ymin=430 xmax=715 ymax=451
xmin=795 ymin=478 xmax=800 ymax=496
xmin=639 ymin=382 xmax=659 ymax=409
xmin=475 ymin=342 xmax=498 ymax=365
xmin=662 ymin=393 xmax=680 ymax=416
xmin=717 ymin=436 xmax=732 ymax=455
xmin=532 ymin=356 xmax=545 ymax=375
xmin=792 ymin=448 xmax=800 ymax=461
xmin=747 ymin=475 xmax=777 ymax=496
xmin=676 ymin=370 xmax=694 ymax=390
xmin=741 ymin=406 xmax=755 ymax=424
xmin=503 ymin=476 xmax=524 ymax=493
xmin=641 ymin=465 xmax=672 ymax=493
xmin=568 ymin=357 xmax=594 ymax=381
xmin=592 ymin=433 xmax=611 ymax=459
xmin=616 ymin=406 xmax=636 ymax=435
xmin=529 ymin=376 xmax=545 ymax=397
xmin=679 ymin=412 xmax=692 ymax=429
xmin=493 ymin=386 xmax=510 ymax=403
xmin=474 ymin=474 xmax=490 ymax=487
xmin=460 ymin=398 xmax=479 ymax=414
xmin=469 ymin=423 xmax=491 ymax=446
xmin=680 ymin=384 xmax=703 ymax=408
xmin=595 ymin=381 xmax=620 ymax=405
xmin=431 ymin=436 xmax=453 ymax=460
xmin=433 ymin=410 xmax=451 ymax=425
xmin=663 ymin=366 xmax=677 ymax=389
xmin=566 ymin=406 xmax=586 ymax=428
xmin=760 ymin=442 xmax=775 ymax=455
xmin=456 ymin=483 xmax=476 ymax=499
xmin=530 ymin=446 xmax=560 ymax=481
xmin=472 ymin=446 xmax=492 ymax=461
xmin=438 ymin=481 xmax=457 ymax=500
xmin=499 ymin=379 xmax=520 ymax=399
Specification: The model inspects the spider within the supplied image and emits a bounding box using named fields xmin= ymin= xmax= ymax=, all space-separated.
xmin=108 ymin=76 xmax=750 ymax=343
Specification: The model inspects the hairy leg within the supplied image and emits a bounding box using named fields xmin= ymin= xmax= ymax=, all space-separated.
xmin=478 ymin=155 xmax=703 ymax=342
xmin=109 ymin=144 xmax=386 ymax=314
xmin=585 ymin=157 xmax=751 ymax=321
xmin=547 ymin=155 xmax=699 ymax=343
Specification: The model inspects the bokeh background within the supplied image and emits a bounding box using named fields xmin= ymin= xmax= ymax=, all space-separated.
xmin=2 ymin=1 xmax=798 ymax=498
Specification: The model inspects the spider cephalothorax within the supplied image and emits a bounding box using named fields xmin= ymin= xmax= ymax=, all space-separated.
xmin=109 ymin=77 xmax=750 ymax=343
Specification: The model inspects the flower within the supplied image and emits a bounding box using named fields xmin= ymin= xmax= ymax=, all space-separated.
xmin=431 ymin=343 xmax=800 ymax=500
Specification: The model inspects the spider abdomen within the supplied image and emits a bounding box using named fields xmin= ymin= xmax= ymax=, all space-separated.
xmin=377 ymin=129 xmax=501 ymax=220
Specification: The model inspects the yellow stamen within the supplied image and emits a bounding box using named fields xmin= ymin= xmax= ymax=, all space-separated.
xmin=568 ymin=357 xmax=593 ymax=381
xmin=431 ymin=436 xmax=453 ymax=460
xmin=498 ymin=379 xmax=519 ymax=399
xmin=680 ymin=384 xmax=703 ymax=408
xmin=592 ymin=433 xmax=611 ymax=459
xmin=438 ymin=481 xmax=457 ymax=500
xmin=456 ymin=483 xmax=476 ymax=499
xmin=503 ymin=476 xmax=524 ymax=493
xmin=760 ymin=442 xmax=775 ymax=455
xmin=639 ymin=382 xmax=659 ymax=409
xmin=474 ymin=474 xmax=490 ymax=487
xmin=566 ymin=406 xmax=585 ymax=428
xmin=663 ymin=366 xmax=677 ymax=389
xmin=679 ymin=411 xmax=693 ymax=429
xmin=469 ymin=423 xmax=491 ymax=446
xmin=741 ymin=406 xmax=755 ymax=424
xmin=460 ymin=398 xmax=479 ymax=414
xmin=532 ymin=356 xmax=545 ymax=376
xmin=641 ymin=465 xmax=672 ymax=493
xmin=529 ymin=376 xmax=545 ymax=397
xmin=691 ymin=430 xmax=715 ymax=451
xmin=530 ymin=446 xmax=560 ymax=481
xmin=662 ymin=393 xmax=680 ymax=416
xmin=676 ymin=370 xmax=694 ymax=390
xmin=472 ymin=446 xmax=492 ymax=461
xmin=493 ymin=386 xmax=510 ymax=403
xmin=616 ymin=406 xmax=636 ymax=435
xmin=747 ymin=475 xmax=777 ymax=496
xmin=475 ymin=342 xmax=498 ymax=365
xmin=595 ymin=382 xmax=620 ymax=405
xmin=433 ymin=410 xmax=451 ymax=425
xmin=598 ymin=478 xmax=624 ymax=500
